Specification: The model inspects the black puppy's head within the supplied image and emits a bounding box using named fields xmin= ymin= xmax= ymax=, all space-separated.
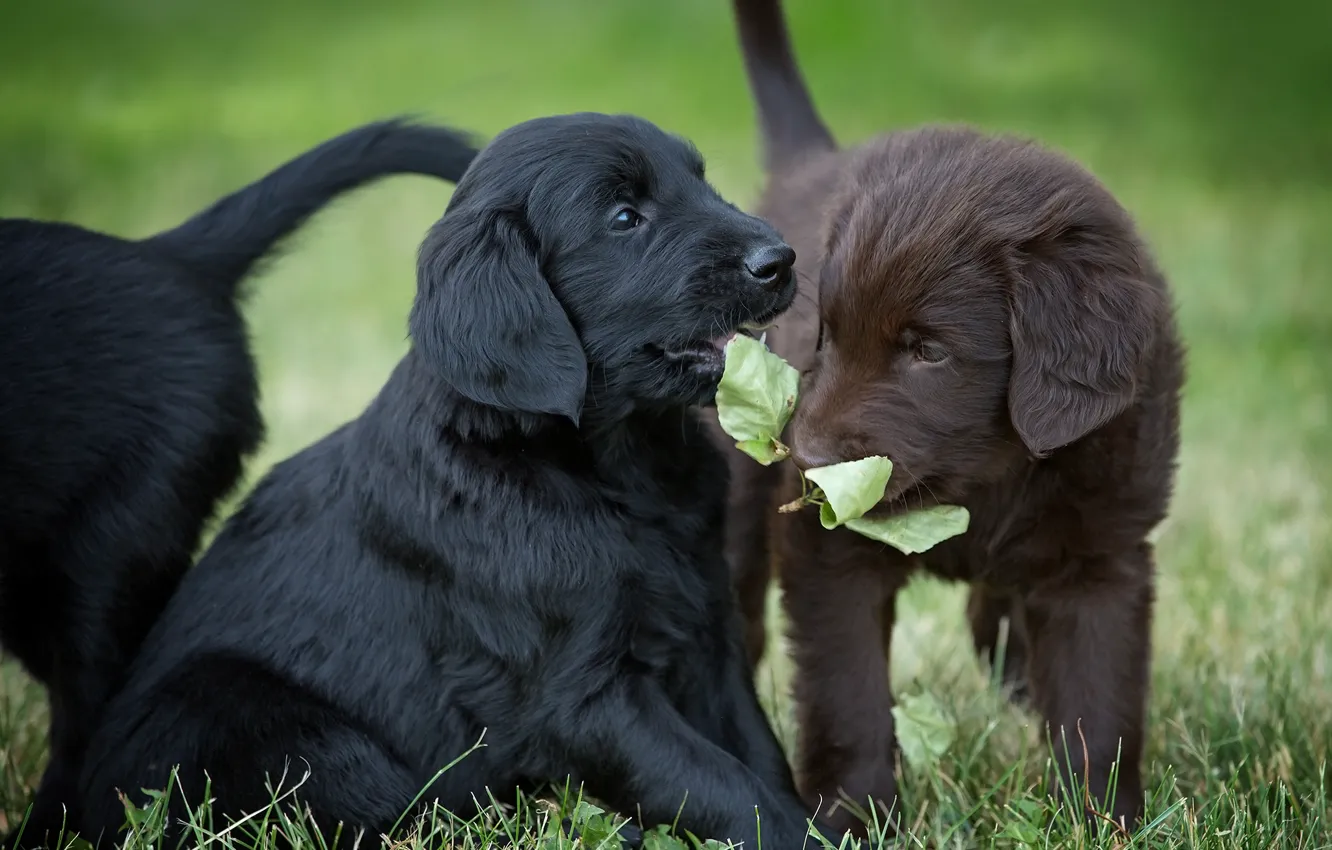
xmin=410 ymin=113 xmax=796 ymax=425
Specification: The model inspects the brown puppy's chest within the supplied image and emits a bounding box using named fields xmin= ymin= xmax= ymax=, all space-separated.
xmin=902 ymin=452 xmax=1152 ymax=594
xmin=911 ymin=479 xmax=1077 ymax=590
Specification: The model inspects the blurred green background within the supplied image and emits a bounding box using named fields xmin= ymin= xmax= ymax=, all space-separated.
xmin=1 ymin=0 xmax=1330 ymax=842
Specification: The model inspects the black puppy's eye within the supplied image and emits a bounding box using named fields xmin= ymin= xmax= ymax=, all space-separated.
xmin=610 ymin=207 xmax=644 ymax=231
xmin=914 ymin=340 xmax=949 ymax=365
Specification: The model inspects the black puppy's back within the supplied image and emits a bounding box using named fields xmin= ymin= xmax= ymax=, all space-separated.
xmin=0 ymin=119 xmax=478 ymax=846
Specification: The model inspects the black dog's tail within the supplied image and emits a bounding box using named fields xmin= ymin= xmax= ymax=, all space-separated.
xmin=145 ymin=118 xmax=480 ymax=294
xmin=731 ymin=0 xmax=837 ymax=171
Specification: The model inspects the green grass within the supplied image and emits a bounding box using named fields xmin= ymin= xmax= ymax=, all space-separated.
xmin=1 ymin=0 xmax=1330 ymax=846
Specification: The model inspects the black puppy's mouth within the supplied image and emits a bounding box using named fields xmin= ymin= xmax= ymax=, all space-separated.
xmin=656 ymin=318 xmax=777 ymax=370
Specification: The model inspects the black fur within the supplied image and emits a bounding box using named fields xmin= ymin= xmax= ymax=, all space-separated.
xmin=0 ymin=119 xmax=478 ymax=846
xmin=74 ymin=113 xmax=830 ymax=850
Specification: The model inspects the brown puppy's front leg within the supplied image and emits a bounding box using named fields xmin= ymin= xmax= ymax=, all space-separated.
xmin=780 ymin=503 xmax=909 ymax=837
xmin=966 ymin=584 xmax=1032 ymax=702
xmin=1022 ymin=544 xmax=1154 ymax=829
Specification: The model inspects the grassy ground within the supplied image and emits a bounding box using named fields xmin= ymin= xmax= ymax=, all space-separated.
xmin=2 ymin=0 xmax=1330 ymax=846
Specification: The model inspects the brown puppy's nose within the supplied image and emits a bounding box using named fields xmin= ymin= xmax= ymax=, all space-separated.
xmin=743 ymin=242 xmax=796 ymax=289
xmin=790 ymin=438 xmax=842 ymax=472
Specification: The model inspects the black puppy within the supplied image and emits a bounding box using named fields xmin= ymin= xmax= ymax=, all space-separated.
xmin=0 ymin=120 xmax=478 ymax=846
xmin=74 ymin=112 xmax=828 ymax=850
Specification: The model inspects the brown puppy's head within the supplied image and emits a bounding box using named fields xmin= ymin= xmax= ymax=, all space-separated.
xmin=789 ymin=127 xmax=1164 ymax=508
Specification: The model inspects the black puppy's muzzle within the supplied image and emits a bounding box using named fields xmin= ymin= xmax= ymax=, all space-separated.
xmin=650 ymin=227 xmax=796 ymax=387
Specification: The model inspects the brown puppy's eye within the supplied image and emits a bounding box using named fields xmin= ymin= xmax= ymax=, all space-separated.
xmin=611 ymin=207 xmax=644 ymax=231
xmin=914 ymin=340 xmax=949 ymax=365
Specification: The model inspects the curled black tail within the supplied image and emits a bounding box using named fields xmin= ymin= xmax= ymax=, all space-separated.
xmin=145 ymin=118 xmax=480 ymax=294
xmin=731 ymin=0 xmax=837 ymax=171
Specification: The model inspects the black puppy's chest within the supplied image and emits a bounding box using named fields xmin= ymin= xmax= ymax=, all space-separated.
xmin=620 ymin=514 xmax=727 ymax=671
xmin=581 ymin=427 xmax=730 ymax=680
xmin=437 ymin=415 xmax=730 ymax=684
xmin=610 ymin=489 xmax=725 ymax=650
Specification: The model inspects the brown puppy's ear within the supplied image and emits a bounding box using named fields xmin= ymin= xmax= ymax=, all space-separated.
xmin=1007 ymin=216 xmax=1160 ymax=457
xmin=410 ymin=208 xmax=587 ymax=424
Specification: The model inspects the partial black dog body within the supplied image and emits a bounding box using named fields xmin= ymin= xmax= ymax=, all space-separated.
xmin=0 ymin=120 xmax=477 ymax=844
xmin=77 ymin=114 xmax=826 ymax=850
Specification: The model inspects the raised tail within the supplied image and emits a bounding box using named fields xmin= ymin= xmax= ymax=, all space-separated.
xmin=731 ymin=0 xmax=837 ymax=171
xmin=144 ymin=118 xmax=480 ymax=294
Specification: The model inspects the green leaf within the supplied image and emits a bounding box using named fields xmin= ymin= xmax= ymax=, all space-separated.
xmin=715 ymin=335 xmax=800 ymax=465
xmin=642 ymin=824 xmax=688 ymax=850
xmin=121 ymin=802 xmax=146 ymax=829
xmin=566 ymin=800 xmax=633 ymax=849
xmin=842 ymin=504 xmax=970 ymax=554
xmin=736 ymin=437 xmax=789 ymax=465
xmin=890 ymin=691 xmax=956 ymax=771
xmin=818 ymin=500 xmax=838 ymax=528
xmin=804 ymin=456 xmax=894 ymax=527
xmin=571 ymin=800 xmax=607 ymax=822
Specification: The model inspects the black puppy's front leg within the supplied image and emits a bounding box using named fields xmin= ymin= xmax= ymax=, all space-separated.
xmin=8 ymin=692 xmax=82 ymax=850
xmin=697 ymin=629 xmax=826 ymax=818
xmin=704 ymin=630 xmax=841 ymax=846
xmin=578 ymin=678 xmax=822 ymax=850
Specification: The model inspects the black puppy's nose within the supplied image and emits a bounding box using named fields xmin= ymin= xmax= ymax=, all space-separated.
xmin=744 ymin=243 xmax=796 ymax=288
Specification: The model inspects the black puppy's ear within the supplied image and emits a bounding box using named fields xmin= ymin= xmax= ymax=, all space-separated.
xmin=1007 ymin=214 xmax=1160 ymax=457
xmin=410 ymin=208 xmax=587 ymax=424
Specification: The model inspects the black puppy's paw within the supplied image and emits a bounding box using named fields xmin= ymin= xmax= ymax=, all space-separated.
xmin=808 ymin=822 xmax=846 ymax=848
xmin=558 ymin=816 xmax=643 ymax=849
xmin=1 ymin=827 xmax=53 ymax=850
xmin=1 ymin=817 xmax=79 ymax=850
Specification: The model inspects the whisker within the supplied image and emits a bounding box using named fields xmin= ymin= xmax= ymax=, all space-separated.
xmin=792 ymin=288 xmax=819 ymax=309
xmin=917 ymin=478 xmax=943 ymax=508
xmin=888 ymin=458 xmax=942 ymax=510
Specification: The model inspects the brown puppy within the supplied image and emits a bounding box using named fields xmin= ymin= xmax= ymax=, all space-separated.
xmin=713 ymin=0 xmax=1184 ymax=835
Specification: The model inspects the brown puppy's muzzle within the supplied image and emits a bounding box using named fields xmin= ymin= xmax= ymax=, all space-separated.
xmin=789 ymin=388 xmax=934 ymax=511
xmin=788 ymin=400 xmax=866 ymax=472
xmin=788 ymin=435 xmax=842 ymax=473
xmin=788 ymin=366 xmax=860 ymax=471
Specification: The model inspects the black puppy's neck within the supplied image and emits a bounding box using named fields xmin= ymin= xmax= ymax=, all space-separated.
xmin=389 ymin=349 xmax=690 ymax=457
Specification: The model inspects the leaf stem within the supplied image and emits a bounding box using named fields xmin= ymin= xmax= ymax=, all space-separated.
xmin=776 ymin=471 xmax=825 ymax=513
